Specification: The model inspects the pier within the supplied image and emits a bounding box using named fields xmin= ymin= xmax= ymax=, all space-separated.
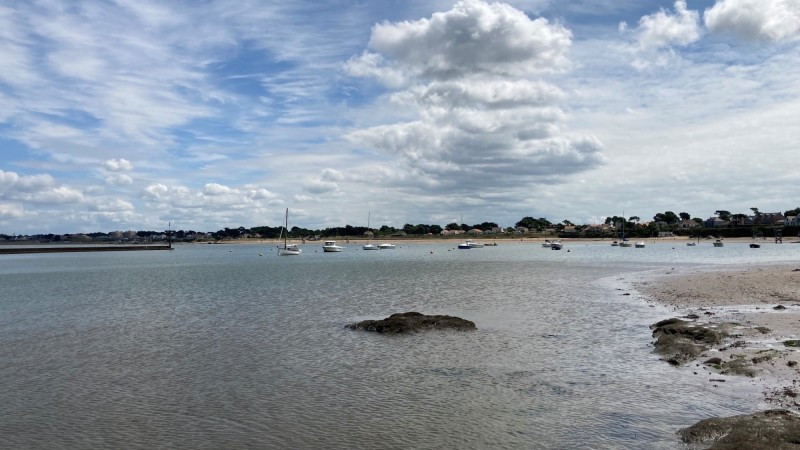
xmin=0 ymin=245 xmax=173 ymax=255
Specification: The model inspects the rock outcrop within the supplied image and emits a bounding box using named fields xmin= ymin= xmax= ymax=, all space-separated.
xmin=347 ymin=312 xmax=476 ymax=334
xmin=680 ymin=409 xmax=800 ymax=449
xmin=650 ymin=318 xmax=727 ymax=365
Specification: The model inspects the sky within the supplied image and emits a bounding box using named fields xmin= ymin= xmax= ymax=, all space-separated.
xmin=1 ymin=0 xmax=799 ymax=234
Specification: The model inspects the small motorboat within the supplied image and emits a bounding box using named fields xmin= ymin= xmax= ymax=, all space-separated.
xmin=363 ymin=243 xmax=379 ymax=250
xmin=458 ymin=239 xmax=483 ymax=249
xmin=542 ymin=239 xmax=553 ymax=248
xmin=378 ymin=243 xmax=396 ymax=249
xmin=749 ymin=243 xmax=761 ymax=248
xmin=611 ymin=241 xmax=619 ymax=246
xmin=323 ymin=241 xmax=343 ymax=252
xmin=713 ymin=239 xmax=724 ymax=247
xmin=550 ymin=241 xmax=563 ymax=250
xmin=634 ymin=241 xmax=646 ymax=248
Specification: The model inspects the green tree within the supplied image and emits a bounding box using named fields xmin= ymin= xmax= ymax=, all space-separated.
xmin=783 ymin=207 xmax=800 ymax=217
xmin=715 ymin=210 xmax=731 ymax=221
xmin=515 ymin=217 xmax=537 ymax=229
xmin=679 ymin=212 xmax=690 ymax=221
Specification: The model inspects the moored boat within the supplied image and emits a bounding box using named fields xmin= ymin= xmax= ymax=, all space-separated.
xmin=378 ymin=243 xmax=396 ymax=249
xmin=323 ymin=241 xmax=343 ymax=252
xmin=277 ymin=209 xmax=301 ymax=256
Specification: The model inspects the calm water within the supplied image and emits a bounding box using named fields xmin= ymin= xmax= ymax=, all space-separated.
xmin=1 ymin=241 xmax=798 ymax=448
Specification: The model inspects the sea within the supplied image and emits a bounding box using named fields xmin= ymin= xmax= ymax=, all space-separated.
xmin=1 ymin=240 xmax=798 ymax=449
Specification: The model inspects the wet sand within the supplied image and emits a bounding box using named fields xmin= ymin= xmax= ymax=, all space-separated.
xmin=636 ymin=264 xmax=800 ymax=411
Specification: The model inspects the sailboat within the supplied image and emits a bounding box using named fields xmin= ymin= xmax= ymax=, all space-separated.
xmin=363 ymin=211 xmax=379 ymax=250
xmin=619 ymin=215 xmax=632 ymax=247
xmin=277 ymin=208 xmax=301 ymax=255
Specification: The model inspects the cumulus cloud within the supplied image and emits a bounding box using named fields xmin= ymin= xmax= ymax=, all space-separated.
xmin=105 ymin=174 xmax=133 ymax=186
xmin=704 ymin=0 xmax=800 ymax=42
xmin=345 ymin=0 xmax=604 ymax=192
xmin=203 ymin=183 xmax=235 ymax=196
xmin=19 ymin=186 xmax=84 ymax=204
xmin=103 ymin=158 xmax=133 ymax=172
xmin=144 ymin=182 xmax=281 ymax=212
xmin=347 ymin=0 xmax=572 ymax=84
xmin=635 ymin=0 xmax=701 ymax=51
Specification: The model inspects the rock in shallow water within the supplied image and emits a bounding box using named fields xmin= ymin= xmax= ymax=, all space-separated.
xmin=347 ymin=312 xmax=476 ymax=334
xmin=650 ymin=318 xmax=728 ymax=365
xmin=680 ymin=409 xmax=800 ymax=449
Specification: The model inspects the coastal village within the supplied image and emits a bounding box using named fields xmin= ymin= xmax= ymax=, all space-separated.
xmin=2 ymin=208 xmax=799 ymax=244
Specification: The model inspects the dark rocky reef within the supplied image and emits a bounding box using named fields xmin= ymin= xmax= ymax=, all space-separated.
xmin=680 ymin=409 xmax=800 ymax=449
xmin=347 ymin=312 xmax=476 ymax=334
xmin=650 ymin=318 xmax=727 ymax=365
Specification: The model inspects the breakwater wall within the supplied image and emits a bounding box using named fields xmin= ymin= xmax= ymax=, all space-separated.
xmin=0 ymin=245 xmax=173 ymax=255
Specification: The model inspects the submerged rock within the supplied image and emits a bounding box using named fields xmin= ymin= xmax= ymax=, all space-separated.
xmin=680 ymin=409 xmax=800 ymax=449
xmin=650 ymin=318 xmax=727 ymax=365
xmin=347 ymin=312 xmax=476 ymax=334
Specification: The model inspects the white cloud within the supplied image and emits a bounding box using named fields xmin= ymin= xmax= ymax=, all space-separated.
xmin=320 ymin=168 xmax=345 ymax=182
xmin=105 ymin=174 xmax=133 ymax=186
xmin=144 ymin=183 xmax=169 ymax=199
xmin=203 ymin=183 xmax=235 ymax=196
xmin=303 ymin=179 xmax=339 ymax=194
xmin=635 ymin=0 xmax=701 ymax=51
xmin=89 ymin=198 xmax=135 ymax=212
xmin=347 ymin=0 xmax=572 ymax=84
xmin=346 ymin=0 xmax=603 ymax=193
xmin=0 ymin=202 xmax=25 ymax=219
xmin=704 ymin=0 xmax=800 ymax=42
xmin=103 ymin=158 xmax=133 ymax=172
xmin=19 ymin=186 xmax=84 ymax=204
xmin=0 ymin=169 xmax=57 ymax=194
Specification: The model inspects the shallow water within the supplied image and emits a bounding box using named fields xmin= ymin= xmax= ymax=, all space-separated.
xmin=1 ymin=241 xmax=797 ymax=448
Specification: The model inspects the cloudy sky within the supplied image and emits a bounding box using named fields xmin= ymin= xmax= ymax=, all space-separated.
xmin=1 ymin=0 xmax=798 ymax=233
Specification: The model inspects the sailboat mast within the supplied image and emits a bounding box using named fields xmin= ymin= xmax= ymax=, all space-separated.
xmin=284 ymin=208 xmax=289 ymax=248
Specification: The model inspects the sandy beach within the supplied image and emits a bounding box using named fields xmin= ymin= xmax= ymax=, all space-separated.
xmin=635 ymin=264 xmax=800 ymax=411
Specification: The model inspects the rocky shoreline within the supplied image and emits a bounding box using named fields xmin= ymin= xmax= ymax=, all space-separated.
xmin=634 ymin=264 xmax=800 ymax=446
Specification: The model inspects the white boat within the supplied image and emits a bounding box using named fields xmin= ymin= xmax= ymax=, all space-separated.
xmin=634 ymin=241 xmax=646 ymax=248
xmin=363 ymin=211 xmax=379 ymax=250
xmin=611 ymin=241 xmax=619 ymax=246
xmin=686 ymin=242 xmax=696 ymax=246
xmin=458 ymin=239 xmax=483 ymax=249
xmin=713 ymin=239 xmax=724 ymax=247
xmin=550 ymin=241 xmax=563 ymax=250
xmin=378 ymin=243 xmax=396 ymax=249
xmin=277 ymin=209 xmax=301 ymax=256
xmin=619 ymin=240 xmax=633 ymax=248
xmin=323 ymin=241 xmax=343 ymax=252
xmin=542 ymin=239 xmax=553 ymax=248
